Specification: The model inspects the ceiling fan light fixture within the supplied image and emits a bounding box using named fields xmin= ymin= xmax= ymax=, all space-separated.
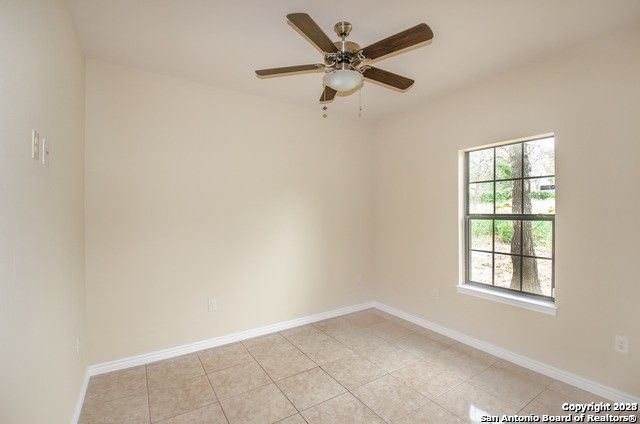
xmin=323 ymin=69 xmax=363 ymax=92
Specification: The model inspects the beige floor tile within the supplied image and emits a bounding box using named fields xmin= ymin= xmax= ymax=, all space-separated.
xmin=434 ymin=382 xmax=518 ymax=423
xmin=451 ymin=343 xmax=498 ymax=362
xmin=395 ymin=400 xmax=467 ymax=424
xmin=358 ymin=344 xmax=420 ymax=372
xmin=519 ymin=388 xmax=569 ymax=416
xmin=521 ymin=384 xmax=611 ymax=417
xmin=313 ymin=317 xmax=359 ymax=336
xmin=147 ymin=353 xmax=205 ymax=390
xmin=297 ymin=337 xmax=354 ymax=364
xmin=276 ymin=414 xmax=306 ymax=423
xmin=352 ymin=375 xmax=428 ymax=423
xmin=280 ymin=324 xmax=330 ymax=346
xmin=392 ymin=319 xmax=426 ymax=333
xmin=370 ymin=310 xmax=396 ymax=319
xmin=547 ymin=380 xmax=610 ymax=403
xmin=342 ymin=310 xmax=386 ymax=328
xmin=84 ymin=366 xmax=147 ymax=406
xmin=363 ymin=321 xmax=415 ymax=341
xmin=321 ymin=351 xmax=387 ymax=390
xmin=468 ymin=361 xmax=549 ymax=407
xmin=302 ymin=392 xmax=385 ymax=423
xmin=253 ymin=346 xmax=316 ymax=381
xmin=208 ymin=361 xmax=271 ymax=400
xmin=425 ymin=344 xmax=495 ymax=378
xmin=79 ymin=393 xmax=150 ymax=424
xmin=390 ymin=333 xmax=448 ymax=360
xmin=494 ymin=360 xmax=552 ymax=386
xmin=148 ymin=375 xmax=216 ymax=422
xmin=220 ymin=383 xmax=296 ymax=424
xmin=277 ymin=367 xmax=346 ymax=410
xmin=156 ymin=403 xmax=227 ymax=424
xmin=242 ymin=333 xmax=294 ymax=356
xmin=332 ymin=328 xmax=388 ymax=352
xmin=391 ymin=360 xmax=468 ymax=399
xmin=198 ymin=342 xmax=253 ymax=374
xmin=418 ymin=328 xmax=457 ymax=346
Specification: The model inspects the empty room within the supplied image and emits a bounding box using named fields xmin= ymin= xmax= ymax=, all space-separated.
xmin=2 ymin=1 xmax=639 ymax=423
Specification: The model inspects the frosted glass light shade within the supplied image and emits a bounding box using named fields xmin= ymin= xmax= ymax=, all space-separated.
xmin=323 ymin=69 xmax=363 ymax=92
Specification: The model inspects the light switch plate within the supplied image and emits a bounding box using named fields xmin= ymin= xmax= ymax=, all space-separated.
xmin=41 ymin=138 xmax=49 ymax=166
xmin=31 ymin=129 xmax=39 ymax=160
xmin=208 ymin=298 xmax=218 ymax=312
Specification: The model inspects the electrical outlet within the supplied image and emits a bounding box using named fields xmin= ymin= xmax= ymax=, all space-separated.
xmin=431 ymin=289 xmax=440 ymax=300
xmin=31 ymin=129 xmax=40 ymax=160
xmin=208 ymin=298 xmax=218 ymax=312
xmin=76 ymin=338 xmax=81 ymax=357
xmin=614 ymin=335 xmax=629 ymax=354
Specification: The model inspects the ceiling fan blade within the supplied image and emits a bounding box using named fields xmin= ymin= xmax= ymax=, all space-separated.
xmin=361 ymin=23 xmax=433 ymax=61
xmin=363 ymin=67 xmax=414 ymax=91
xmin=255 ymin=64 xmax=324 ymax=77
xmin=287 ymin=13 xmax=339 ymax=53
xmin=319 ymin=86 xmax=337 ymax=103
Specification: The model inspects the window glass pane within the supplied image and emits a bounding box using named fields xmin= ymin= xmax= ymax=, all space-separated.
xmin=494 ymin=254 xmax=520 ymax=289
xmin=470 ymin=251 xmax=492 ymax=285
xmin=524 ymin=137 xmax=555 ymax=177
xmin=495 ymin=143 xmax=522 ymax=180
xmin=494 ymin=220 xmax=521 ymax=254
xmin=524 ymin=177 xmax=555 ymax=214
xmin=468 ymin=149 xmax=493 ymax=182
xmin=469 ymin=182 xmax=494 ymax=214
xmin=470 ymin=219 xmax=492 ymax=251
xmin=522 ymin=220 xmax=553 ymax=258
xmin=522 ymin=257 xmax=553 ymax=297
xmin=495 ymin=180 xmax=522 ymax=214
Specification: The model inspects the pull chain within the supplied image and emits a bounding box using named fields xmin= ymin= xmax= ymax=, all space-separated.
xmin=358 ymin=83 xmax=364 ymax=118
xmin=321 ymin=89 xmax=328 ymax=118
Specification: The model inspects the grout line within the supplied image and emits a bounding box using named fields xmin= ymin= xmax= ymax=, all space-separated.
xmin=279 ymin=313 xmax=390 ymax=423
xmin=241 ymin=337 xmax=306 ymax=417
xmin=517 ymin=388 xmax=546 ymax=414
xmin=195 ymin=352 xmax=230 ymax=424
xmin=198 ymin=346 xmax=254 ymax=375
xmin=346 ymin=373 xmax=394 ymax=423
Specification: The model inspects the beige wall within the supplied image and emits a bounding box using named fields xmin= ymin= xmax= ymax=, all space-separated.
xmin=0 ymin=1 xmax=87 ymax=423
xmin=372 ymin=28 xmax=640 ymax=396
xmin=84 ymin=60 xmax=373 ymax=364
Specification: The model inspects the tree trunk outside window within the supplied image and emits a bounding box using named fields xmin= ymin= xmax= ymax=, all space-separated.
xmin=509 ymin=150 xmax=539 ymax=293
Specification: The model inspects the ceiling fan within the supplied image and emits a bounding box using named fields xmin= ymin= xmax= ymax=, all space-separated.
xmin=255 ymin=13 xmax=433 ymax=103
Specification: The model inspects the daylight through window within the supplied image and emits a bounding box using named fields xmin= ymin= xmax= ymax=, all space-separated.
xmin=465 ymin=136 xmax=555 ymax=300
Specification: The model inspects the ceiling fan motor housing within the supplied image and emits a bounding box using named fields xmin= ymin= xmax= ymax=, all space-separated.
xmin=334 ymin=21 xmax=352 ymax=38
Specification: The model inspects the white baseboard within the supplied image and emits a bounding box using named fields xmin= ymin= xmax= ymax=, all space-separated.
xmin=87 ymin=301 xmax=374 ymax=377
xmin=71 ymin=369 xmax=89 ymax=424
xmin=372 ymin=301 xmax=639 ymax=404
xmin=71 ymin=301 xmax=373 ymax=423
xmin=72 ymin=299 xmax=637 ymax=423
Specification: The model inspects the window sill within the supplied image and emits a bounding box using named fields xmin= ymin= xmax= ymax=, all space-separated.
xmin=457 ymin=284 xmax=556 ymax=316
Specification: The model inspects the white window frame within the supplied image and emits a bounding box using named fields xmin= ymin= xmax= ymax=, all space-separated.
xmin=457 ymin=133 xmax=557 ymax=315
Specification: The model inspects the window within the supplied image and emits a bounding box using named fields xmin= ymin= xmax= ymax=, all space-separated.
xmin=464 ymin=135 xmax=555 ymax=302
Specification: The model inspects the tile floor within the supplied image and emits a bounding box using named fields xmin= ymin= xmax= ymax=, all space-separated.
xmin=80 ymin=309 xmax=630 ymax=423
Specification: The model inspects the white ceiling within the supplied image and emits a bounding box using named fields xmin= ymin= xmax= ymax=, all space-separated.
xmin=67 ymin=0 xmax=640 ymax=120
